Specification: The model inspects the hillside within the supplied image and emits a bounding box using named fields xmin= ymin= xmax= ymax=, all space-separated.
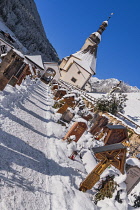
xmin=0 ymin=0 xmax=59 ymax=62
xmin=0 ymin=79 xmax=140 ymax=210
xmin=89 ymin=77 xmax=140 ymax=93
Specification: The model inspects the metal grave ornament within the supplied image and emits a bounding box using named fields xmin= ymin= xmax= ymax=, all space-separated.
xmin=63 ymin=121 xmax=87 ymax=142
xmin=79 ymin=143 xmax=127 ymax=192
xmin=104 ymin=124 xmax=128 ymax=145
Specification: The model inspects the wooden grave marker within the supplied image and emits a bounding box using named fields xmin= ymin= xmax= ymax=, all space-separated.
xmin=63 ymin=121 xmax=87 ymax=142
xmin=57 ymin=95 xmax=76 ymax=114
xmin=53 ymin=89 xmax=67 ymax=100
xmin=79 ymin=143 xmax=127 ymax=192
xmin=51 ymin=84 xmax=59 ymax=91
xmin=104 ymin=124 xmax=128 ymax=145
xmin=90 ymin=115 xmax=108 ymax=136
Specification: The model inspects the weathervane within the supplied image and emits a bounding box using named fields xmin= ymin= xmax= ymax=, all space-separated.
xmin=107 ymin=13 xmax=114 ymax=21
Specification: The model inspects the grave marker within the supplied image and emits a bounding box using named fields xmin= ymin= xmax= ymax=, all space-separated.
xmin=63 ymin=121 xmax=87 ymax=142
xmin=79 ymin=143 xmax=127 ymax=192
xmin=125 ymin=165 xmax=140 ymax=194
xmin=104 ymin=124 xmax=128 ymax=145
xmin=90 ymin=116 xmax=108 ymax=136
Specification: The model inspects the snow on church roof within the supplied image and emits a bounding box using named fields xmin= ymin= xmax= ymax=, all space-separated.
xmin=72 ymin=50 xmax=96 ymax=74
xmin=25 ymin=55 xmax=44 ymax=70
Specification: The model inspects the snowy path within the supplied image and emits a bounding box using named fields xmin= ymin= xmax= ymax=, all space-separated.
xmin=0 ymin=82 xmax=95 ymax=210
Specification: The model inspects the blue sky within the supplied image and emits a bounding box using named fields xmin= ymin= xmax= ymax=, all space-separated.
xmin=34 ymin=0 xmax=140 ymax=89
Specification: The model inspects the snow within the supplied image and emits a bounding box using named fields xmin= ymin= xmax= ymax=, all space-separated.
xmin=92 ymin=32 xmax=101 ymax=41
xmin=0 ymin=80 xmax=140 ymax=210
xmin=25 ymin=55 xmax=44 ymax=70
xmin=88 ymin=92 xmax=140 ymax=132
xmin=0 ymin=18 xmax=28 ymax=54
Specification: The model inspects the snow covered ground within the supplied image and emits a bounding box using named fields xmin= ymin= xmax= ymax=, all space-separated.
xmin=88 ymin=92 xmax=140 ymax=133
xmin=0 ymin=80 xmax=140 ymax=210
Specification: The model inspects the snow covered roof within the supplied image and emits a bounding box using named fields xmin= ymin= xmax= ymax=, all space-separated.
xmin=25 ymin=55 xmax=44 ymax=70
xmin=72 ymin=51 xmax=96 ymax=74
xmin=91 ymin=32 xmax=101 ymax=41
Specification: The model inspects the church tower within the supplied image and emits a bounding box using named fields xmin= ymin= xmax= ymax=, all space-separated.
xmin=59 ymin=17 xmax=111 ymax=90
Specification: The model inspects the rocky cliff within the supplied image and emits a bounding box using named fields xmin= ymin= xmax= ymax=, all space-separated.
xmin=0 ymin=0 xmax=59 ymax=62
xmin=89 ymin=77 xmax=140 ymax=93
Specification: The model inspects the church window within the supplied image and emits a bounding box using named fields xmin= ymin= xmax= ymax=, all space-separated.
xmin=71 ymin=77 xmax=77 ymax=83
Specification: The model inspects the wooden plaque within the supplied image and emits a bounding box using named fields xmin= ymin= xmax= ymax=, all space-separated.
xmin=104 ymin=125 xmax=128 ymax=145
xmin=90 ymin=116 xmax=108 ymax=135
xmin=63 ymin=122 xmax=87 ymax=142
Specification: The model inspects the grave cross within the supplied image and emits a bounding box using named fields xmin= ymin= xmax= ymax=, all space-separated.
xmin=79 ymin=143 xmax=126 ymax=192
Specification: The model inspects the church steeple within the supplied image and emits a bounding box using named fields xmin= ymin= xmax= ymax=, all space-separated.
xmin=60 ymin=15 xmax=112 ymax=90
xmin=89 ymin=13 xmax=113 ymax=45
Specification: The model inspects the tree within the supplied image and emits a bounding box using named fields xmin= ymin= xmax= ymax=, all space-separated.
xmin=94 ymin=93 xmax=127 ymax=115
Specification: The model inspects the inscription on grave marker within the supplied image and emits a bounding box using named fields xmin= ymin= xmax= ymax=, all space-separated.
xmin=125 ymin=166 xmax=140 ymax=194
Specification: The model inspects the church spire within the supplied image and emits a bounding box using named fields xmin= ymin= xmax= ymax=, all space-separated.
xmin=89 ymin=13 xmax=113 ymax=45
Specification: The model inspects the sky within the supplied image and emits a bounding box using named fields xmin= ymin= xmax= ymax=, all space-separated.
xmin=34 ymin=0 xmax=140 ymax=89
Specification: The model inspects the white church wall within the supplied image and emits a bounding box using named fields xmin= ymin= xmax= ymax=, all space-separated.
xmin=60 ymin=62 xmax=90 ymax=88
xmin=59 ymin=58 xmax=67 ymax=69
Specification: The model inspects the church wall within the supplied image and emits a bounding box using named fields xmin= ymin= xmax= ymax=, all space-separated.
xmin=60 ymin=62 xmax=90 ymax=88
xmin=59 ymin=58 xmax=67 ymax=69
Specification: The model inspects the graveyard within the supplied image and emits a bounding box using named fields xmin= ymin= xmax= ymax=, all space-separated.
xmin=0 ymin=13 xmax=140 ymax=210
xmin=0 ymin=71 xmax=140 ymax=209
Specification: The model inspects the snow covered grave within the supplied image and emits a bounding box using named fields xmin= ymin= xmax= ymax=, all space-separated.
xmin=79 ymin=143 xmax=127 ymax=192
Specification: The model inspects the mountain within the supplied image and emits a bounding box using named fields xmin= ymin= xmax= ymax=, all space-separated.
xmin=89 ymin=77 xmax=140 ymax=93
xmin=0 ymin=0 xmax=59 ymax=62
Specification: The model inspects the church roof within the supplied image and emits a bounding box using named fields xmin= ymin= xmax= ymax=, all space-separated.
xmin=25 ymin=55 xmax=44 ymax=70
xmin=72 ymin=50 xmax=96 ymax=74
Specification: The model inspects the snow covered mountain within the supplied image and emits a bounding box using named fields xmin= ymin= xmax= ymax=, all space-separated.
xmin=89 ymin=77 xmax=140 ymax=93
xmin=0 ymin=0 xmax=59 ymax=62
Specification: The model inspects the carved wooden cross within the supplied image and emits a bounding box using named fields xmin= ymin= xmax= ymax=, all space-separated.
xmin=79 ymin=143 xmax=127 ymax=192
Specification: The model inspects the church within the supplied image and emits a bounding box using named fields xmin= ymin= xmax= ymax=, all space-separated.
xmin=59 ymin=19 xmax=109 ymax=91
